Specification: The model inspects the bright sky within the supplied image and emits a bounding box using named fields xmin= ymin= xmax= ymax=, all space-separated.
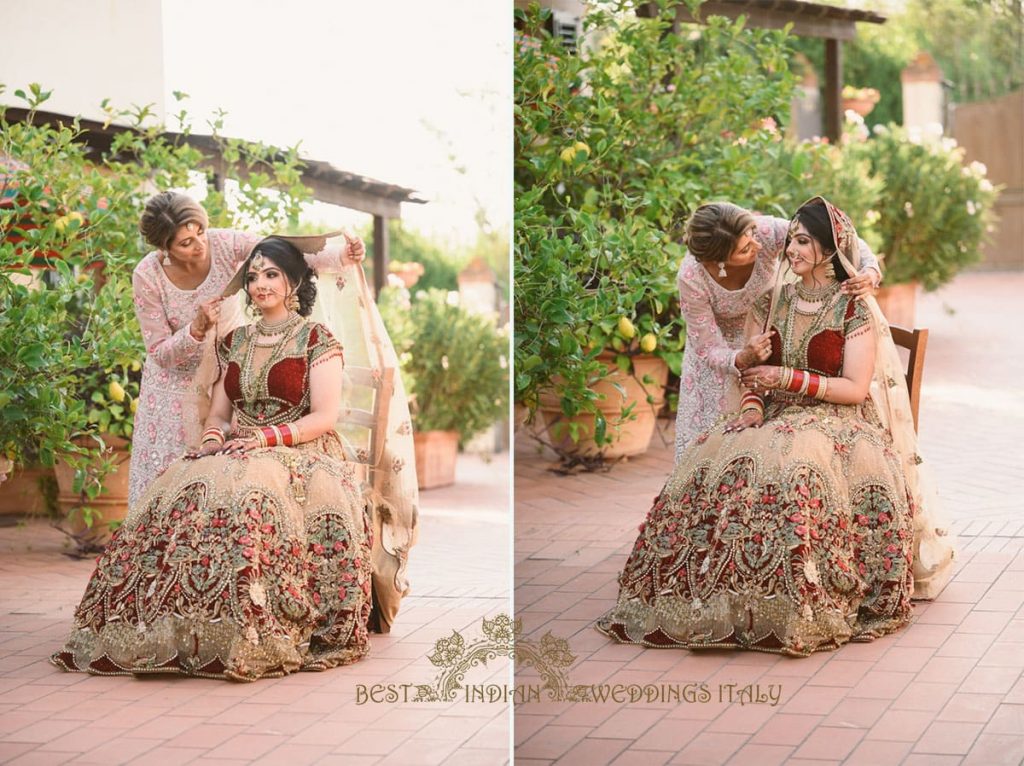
xmin=161 ymin=1 xmax=510 ymax=245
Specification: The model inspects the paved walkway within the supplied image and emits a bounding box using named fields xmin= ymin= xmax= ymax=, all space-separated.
xmin=514 ymin=272 xmax=1024 ymax=765
xmin=0 ymin=452 xmax=511 ymax=765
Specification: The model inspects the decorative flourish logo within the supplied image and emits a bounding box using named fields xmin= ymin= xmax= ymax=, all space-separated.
xmin=354 ymin=614 xmax=782 ymax=706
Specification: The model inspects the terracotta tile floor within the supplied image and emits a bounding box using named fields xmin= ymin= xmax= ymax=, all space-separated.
xmin=0 ymin=452 xmax=511 ymax=765
xmin=514 ymin=272 xmax=1024 ymax=765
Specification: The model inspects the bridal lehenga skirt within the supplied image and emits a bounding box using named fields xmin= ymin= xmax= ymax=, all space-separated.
xmin=51 ymin=435 xmax=373 ymax=681
xmin=598 ymin=399 xmax=916 ymax=656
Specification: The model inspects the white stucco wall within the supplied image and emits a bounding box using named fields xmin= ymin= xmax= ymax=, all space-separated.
xmin=0 ymin=0 xmax=165 ymax=124
xmin=902 ymin=81 xmax=944 ymax=131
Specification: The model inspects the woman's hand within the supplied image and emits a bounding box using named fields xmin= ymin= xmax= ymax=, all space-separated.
xmin=740 ymin=365 xmax=783 ymax=393
xmin=220 ymin=437 xmax=259 ymax=455
xmin=724 ymin=409 xmax=764 ymax=433
xmin=343 ymin=231 xmax=366 ymax=264
xmin=190 ymin=296 xmax=224 ymax=340
xmin=735 ymin=331 xmax=773 ymax=370
xmin=841 ymin=268 xmax=880 ymax=297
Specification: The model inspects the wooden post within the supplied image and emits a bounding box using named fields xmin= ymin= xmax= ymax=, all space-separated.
xmin=373 ymin=214 xmax=388 ymax=298
xmin=824 ymin=38 xmax=843 ymax=143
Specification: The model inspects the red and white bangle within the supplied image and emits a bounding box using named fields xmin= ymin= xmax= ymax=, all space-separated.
xmin=255 ymin=424 xmax=299 ymax=448
xmin=785 ymin=369 xmax=829 ymax=401
xmin=201 ymin=427 xmax=225 ymax=446
xmin=740 ymin=391 xmax=764 ymax=415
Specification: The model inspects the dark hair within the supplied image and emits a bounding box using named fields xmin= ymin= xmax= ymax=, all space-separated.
xmin=683 ymin=202 xmax=756 ymax=263
xmin=243 ymin=237 xmax=318 ymax=317
xmin=138 ymin=192 xmax=208 ymax=250
xmin=788 ymin=200 xmax=851 ymax=282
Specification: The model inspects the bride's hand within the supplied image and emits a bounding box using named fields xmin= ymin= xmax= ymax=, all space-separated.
xmin=740 ymin=364 xmax=783 ymax=392
xmin=724 ymin=409 xmax=763 ymax=433
xmin=220 ymin=437 xmax=259 ymax=455
xmin=185 ymin=441 xmax=223 ymax=460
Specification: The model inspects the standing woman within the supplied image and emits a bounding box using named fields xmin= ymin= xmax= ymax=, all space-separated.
xmin=674 ymin=203 xmax=881 ymax=459
xmin=129 ymin=192 xmax=365 ymax=508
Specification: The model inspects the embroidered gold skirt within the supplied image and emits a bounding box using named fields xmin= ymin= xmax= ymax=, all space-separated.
xmin=51 ymin=433 xmax=372 ymax=681
xmin=598 ymin=399 xmax=914 ymax=657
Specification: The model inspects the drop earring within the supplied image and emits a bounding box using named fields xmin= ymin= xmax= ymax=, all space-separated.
xmin=718 ymin=262 xmax=728 ymax=279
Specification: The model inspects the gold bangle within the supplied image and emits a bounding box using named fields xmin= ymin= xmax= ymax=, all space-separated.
xmin=816 ymin=377 xmax=829 ymax=401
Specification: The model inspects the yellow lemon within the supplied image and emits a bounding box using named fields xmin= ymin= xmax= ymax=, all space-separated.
xmin=572 ymin=141 xmax=591 ymax=157
xmin=559 ymin=146 xmax=577 ymax=163
xmin=130 ymin=399 xmax=138 ymax=414
xmin=130 ymin=360 xmax=141 ymax=372
xmin=108 ymin=381 xmax=126 ymax=403
xmin=68 ymin=211 xmax=85 ymax=225
xmin=617 ymin=316 xmax=636 ymax=339
xmin=640 ymin=333 xmax=658 ymax=353
xmin=54 ymin=215 xmax=71 ymax=233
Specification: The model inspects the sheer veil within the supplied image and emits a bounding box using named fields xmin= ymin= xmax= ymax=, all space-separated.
xmin=764 ymin=197 xmax=955 ymax=599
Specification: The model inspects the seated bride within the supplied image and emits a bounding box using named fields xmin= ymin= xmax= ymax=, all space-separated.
xmin=598 ymin=197 xmax=953 ymax=656
xmin=52 ymin=236 xmax=378 ymax=680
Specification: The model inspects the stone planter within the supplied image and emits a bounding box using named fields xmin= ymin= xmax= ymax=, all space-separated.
xmin=413 ymin=430 xmax=459 ymax=490
xmin=875 ymin=281 xmax=918 ymax=329
xmin=538 ymin=352 xmax=669 ymax=459
xmin=53 ymin=435 xmax=131 ymax=550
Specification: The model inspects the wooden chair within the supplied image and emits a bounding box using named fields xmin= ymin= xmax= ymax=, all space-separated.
xmin=887 ymin=325 xmax=928 ymax=432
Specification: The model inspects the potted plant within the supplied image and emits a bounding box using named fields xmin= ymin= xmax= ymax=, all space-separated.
xmin=841 ymin=85 xmax=881 ymax=118
xmin=515 ymin=3 xmax=804 ymax=465
xmin=1 ymin=85 xmax=313 ymax=541
xmin=380 ymin=287 xmax=508 ymax=489
xmin=845 ymin=122 xmax=999 ymax=326
xmin=51 ymin=275 xmax=143 ymax=549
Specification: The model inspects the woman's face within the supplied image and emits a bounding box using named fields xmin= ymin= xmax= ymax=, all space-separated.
xmin=246 ymin=254 xmax=292 ymax=313
xmin=166 ymin=220 xmax=207 ymax=264
xmin=725 ymin=225 xmax=760 ymax=267
xmin=785 ymin=221 xmax=828 ymax=277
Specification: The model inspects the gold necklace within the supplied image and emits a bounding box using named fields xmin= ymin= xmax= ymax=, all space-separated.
xmin=794 ymin=281 xmax=839 ymax=302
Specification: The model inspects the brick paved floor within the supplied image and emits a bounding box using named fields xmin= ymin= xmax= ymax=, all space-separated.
xmin=0 ymin=452 xmax=511 ymax=765
xmin=514 ymin=272 xmax=1024 ymax=765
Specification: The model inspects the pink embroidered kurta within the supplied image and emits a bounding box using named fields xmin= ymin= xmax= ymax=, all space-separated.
xmin=129 ymin=229 xmax=261 ymax=509
xmin=673 ymin=215 xmax=879 ymax=459
xmin=129 ymin=229 xmax=357 ymax=508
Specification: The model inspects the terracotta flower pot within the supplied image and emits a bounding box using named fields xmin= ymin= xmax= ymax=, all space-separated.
xmin=538 ymin=352 xmax=669 ymax=459
xmin=0 ymin=463 xmax=50 ymax=517
xmin=874 ymin=282 xmax=918 ymax=329
xmin=53 ymin=435 xmax=131 ymax=550
xmin=413 ymin=430 xmax=459 ymax=490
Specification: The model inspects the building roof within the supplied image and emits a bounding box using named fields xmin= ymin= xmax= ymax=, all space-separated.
xmin=2 ymin=107 xmax=425 ymax=218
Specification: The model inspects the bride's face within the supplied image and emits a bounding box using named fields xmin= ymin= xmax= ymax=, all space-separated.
xmin=785 ymin=222 xmax=828 ymax=277
xmin=246 ymin=256 xmax=292 ymax=312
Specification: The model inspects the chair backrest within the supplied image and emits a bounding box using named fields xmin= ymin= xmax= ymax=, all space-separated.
xmin=887 ymin=325 xmax=928 ymax=432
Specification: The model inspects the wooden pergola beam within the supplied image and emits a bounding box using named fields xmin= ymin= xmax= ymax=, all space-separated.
xmin=640 ymin=0 xmax=886 ymax=143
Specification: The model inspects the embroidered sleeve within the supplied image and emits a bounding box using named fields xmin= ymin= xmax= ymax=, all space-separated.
xmin=307 ymin=324 xmax=344 ymax=369
xmin=753 ymin=215 xmax=789 ymax=259
xmin=132 ymin=259 xmax=203 ymax=370
xmin=217 ymin=329 xmax=238 ymax=368
xmin=855 ymin=237 xmax=882 ymax=285
xmin=677 ymin=263 xmax=739 ymax=374
xmin=844 ymin=296 xmax=873 ymax=339
xmin=303 ymin=236 xmax=365 ymax=272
